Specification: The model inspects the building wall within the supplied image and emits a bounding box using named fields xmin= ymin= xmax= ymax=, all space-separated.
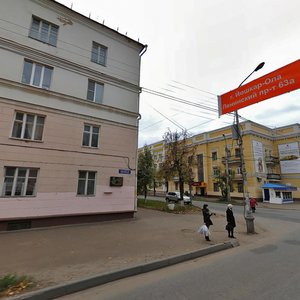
xmin=0 ymin=0 xmax=145 ymax=229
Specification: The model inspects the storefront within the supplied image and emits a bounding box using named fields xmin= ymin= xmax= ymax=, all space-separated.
xmin=261 ymin=183 xmax=297 ymax=204
xmin=192 ymin=182 xmax=207 ymax=196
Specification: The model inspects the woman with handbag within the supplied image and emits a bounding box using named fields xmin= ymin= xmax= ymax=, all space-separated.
xmin=202 ymin=204 xmax=215 ymax=241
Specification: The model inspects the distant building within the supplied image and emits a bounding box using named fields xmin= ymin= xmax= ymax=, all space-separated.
xmin=140 ymin=121 xmax=300 ymax=201
xmin=0 ymin=0 xmax=146 ymax=230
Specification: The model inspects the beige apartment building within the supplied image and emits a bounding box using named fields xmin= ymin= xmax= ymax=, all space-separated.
xmin=143 ymin=121 xmax=300 ymax=202
xmin=0 ymin=0 xmax=146 ymax=230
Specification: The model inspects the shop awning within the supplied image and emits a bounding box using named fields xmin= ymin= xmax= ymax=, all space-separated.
xmin=261 ymin=183 xmax=297 ymax=191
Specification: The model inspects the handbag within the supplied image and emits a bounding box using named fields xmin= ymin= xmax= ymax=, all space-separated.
xmin=198 ymin=224 xmax=210 ymax=236
xmin=226 ymin=224 xmax=232 ymax=230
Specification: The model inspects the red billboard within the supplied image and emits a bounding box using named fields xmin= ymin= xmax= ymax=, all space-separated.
xmin=218 ymin=59 xmax=300 ymax=116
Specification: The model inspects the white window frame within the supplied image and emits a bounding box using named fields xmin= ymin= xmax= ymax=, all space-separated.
xmin=212 ymin=167 xmax=219 ymax=176
xmin=2 ymin=167 xmax=38 ymax=197
xmin=77 ymin=171 xmax=96 ymax=196
xmin=29 ymin=16 xmax=59 ymax=46
xmin=22 ymin=60 xmax=53 ymax=89
xmin=87 ymin=80 xmax=104 ymax=103
xmin=91 ymin=41 xmax=107 ymax=66
xmin=11 ymin=112 xmax=45 ymax=141
xmin=82 ymin=124 xmax=100 ymax=148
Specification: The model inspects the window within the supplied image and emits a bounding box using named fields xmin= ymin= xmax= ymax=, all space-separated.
xmin=213 ymin=167 xmax=219 ymax=176
xmin=213 ymin=183 xmax=219 ymax=192
xmin=22 ymin=60 xmax=53 ymax=89
xmin=12 ymin=112 xmax=45 ymax=141
xmin=235 ymin=148 xmax=241 ymax=157
xmin=77 ymin=171 xmax=96 ymax=195
xmin=87 ymin=80 xmax=104 ymax=103
xmin=236 ymin=167 xmax=242 ymax=174
xmin=275 ymin=191 xmax=281 ymax=198
xmin=238 ymin=182 xmax=244 ymax=193
xmin=283 ymin=192 xmax=292 ymax=199
xmin=82 ymin=124 xmax=100 ymax=148
xmin=212 ymin=151 xmax=217 ymax=161
xmin=29 ymin=16 xmax=59 ymax=46
xmin=2 ymin=167 xmax=38 ymax=196
xmin=91 ymin=42 xmax=107 ymax=66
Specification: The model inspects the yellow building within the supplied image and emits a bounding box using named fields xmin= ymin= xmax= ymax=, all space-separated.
xmin=140 ymin=121 xmax=300 ymax=201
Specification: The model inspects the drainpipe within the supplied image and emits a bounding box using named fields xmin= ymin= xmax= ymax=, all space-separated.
xmin=139 ymin=44 xmax=148 ymax=56
xmin=134 ymin=114 xmax=142 ymax=211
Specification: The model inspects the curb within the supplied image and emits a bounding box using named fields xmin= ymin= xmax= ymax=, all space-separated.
xmin=11 ymin=240 xmax=239 ymax=300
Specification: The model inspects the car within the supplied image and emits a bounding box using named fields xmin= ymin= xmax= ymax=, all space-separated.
xmin=165 ymin=191 xmax=191 ymax=204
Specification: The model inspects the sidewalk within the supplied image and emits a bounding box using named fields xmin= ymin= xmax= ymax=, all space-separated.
xmin=0 ymin=207 xmax=268 ymax=299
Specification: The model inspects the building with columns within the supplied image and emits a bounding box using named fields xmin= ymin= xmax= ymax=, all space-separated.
xmin=141 ymin=121 xmax=299 ymax=202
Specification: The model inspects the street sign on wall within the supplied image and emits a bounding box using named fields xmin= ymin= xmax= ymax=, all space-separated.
xmin=119 ymin=169 xmax=131 ymax=174
xmin=218 ymin=59 xmax=300 ymax=116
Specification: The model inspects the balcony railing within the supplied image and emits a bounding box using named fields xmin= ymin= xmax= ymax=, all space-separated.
xmin=232 ymin=173 xmax=243 ymax=181
xmin=222 ymin=156 xmax=241 ymax=165
xmin=265 ymin=156 xmax=279 ymax=164
xmin=266 ymin=173 xmax=281 ymax=180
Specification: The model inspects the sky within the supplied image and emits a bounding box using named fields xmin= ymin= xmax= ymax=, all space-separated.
xmin=57 ymin=0 xmax=300 ymax=147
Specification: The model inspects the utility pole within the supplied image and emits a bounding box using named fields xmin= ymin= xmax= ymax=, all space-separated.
xmin=235 ymin=62 xmax=265 ymax=233
xmin=222 ymin=134 xmax=231 ymax=203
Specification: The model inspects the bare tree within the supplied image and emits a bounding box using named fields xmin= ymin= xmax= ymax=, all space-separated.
xmin=159 ymin=129 xmax=196 ymax=200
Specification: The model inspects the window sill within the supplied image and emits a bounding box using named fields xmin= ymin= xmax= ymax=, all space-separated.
xmin=9 ymin=137 xmax=44 ymax=143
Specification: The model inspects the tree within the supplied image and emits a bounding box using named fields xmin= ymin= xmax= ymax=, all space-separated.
xmin=213 ymin=166 xmax=234 ymax=201
xmin=137 ymin=145 xmax=155 ymax=199
xmin=159 ymin=129 xmax=196 ymax=200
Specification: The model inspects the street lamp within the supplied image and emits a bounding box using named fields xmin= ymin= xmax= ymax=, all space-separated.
xmin=234 ymin=62 xmax=265 ymax=233
xmin=222 ymin=134 xmax=231 ymax=203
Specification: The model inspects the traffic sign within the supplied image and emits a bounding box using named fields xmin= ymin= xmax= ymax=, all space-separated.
xmin=218 ymin=59 xmax=300 ymax=115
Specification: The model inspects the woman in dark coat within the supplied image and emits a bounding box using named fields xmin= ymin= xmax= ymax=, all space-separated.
xmin=226 ymin=204 xmax=236 ymax=238
xmin=202 ymin=204 xmax=213 ymax=228
xmin=202 ymin=204 xmax=216 ymax=241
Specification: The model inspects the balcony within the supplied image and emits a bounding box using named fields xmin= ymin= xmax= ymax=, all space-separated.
xmin=232 ymin=173 xmax=243 ymax=181
xmin=266 ymin=173 xmax=281 ymax=181
xmin=222 ymin=156 xmax=241 ymax=165
xmin=265 ymin=156 xmax=279 ymax=165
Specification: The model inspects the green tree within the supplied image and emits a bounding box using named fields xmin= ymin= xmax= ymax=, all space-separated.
xmin=213 ymin=166 xmax=234 ymax=201
xmin=137 ymin=145 xmax=155 ymax=199
xmin=159 ymin=129 xmax=196 ymax=200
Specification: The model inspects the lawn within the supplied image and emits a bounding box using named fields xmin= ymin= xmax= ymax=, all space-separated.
xmin=137 ymin=198 xmax=202 ymax=214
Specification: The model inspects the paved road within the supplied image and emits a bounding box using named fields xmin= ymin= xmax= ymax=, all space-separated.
xmin=57 ymin=204 xmax=300 ymax=299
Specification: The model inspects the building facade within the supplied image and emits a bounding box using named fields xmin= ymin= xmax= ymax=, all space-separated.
xmin=142 ymin=121 xmax=300 ymax=201
xmin=0 ymin=0 xmax=146 ymax=230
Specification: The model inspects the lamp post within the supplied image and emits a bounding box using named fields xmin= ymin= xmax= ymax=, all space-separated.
xmin=235 ymin=62 xmax=265 ymax=233
xmin=222 ymin=134 xmax=231 ymax=203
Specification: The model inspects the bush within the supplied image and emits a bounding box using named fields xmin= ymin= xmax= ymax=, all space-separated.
xmin=0 ymin=274 xmax=33 ymax=297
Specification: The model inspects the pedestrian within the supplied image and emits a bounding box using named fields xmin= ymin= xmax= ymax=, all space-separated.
xmin=226 ymin=204 xmax=236 ymax=238
xmin=202 ymin=204 xmax=215 ymax=241
xmin=250 ymin=197 xmax=258 ymax=213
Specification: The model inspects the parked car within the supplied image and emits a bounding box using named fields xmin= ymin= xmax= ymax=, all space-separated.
xmin=165 ymin=191 xmax=191 ymax=204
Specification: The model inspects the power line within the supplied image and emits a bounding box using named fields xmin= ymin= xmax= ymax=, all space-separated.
xmin=141 ymin=87 xmax=220 ymax=114
xmin=172 ymin=80 xmax=217 ymax=96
